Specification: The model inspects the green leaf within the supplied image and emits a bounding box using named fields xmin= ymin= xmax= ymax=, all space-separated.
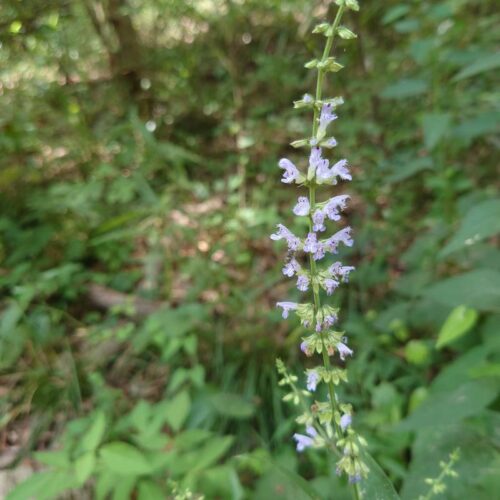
xmin=396 ymin=380 xmax=497 ymax=432
xmin=382 ymin=5 xmax=410 ymax=25
xmin=387 ymin=157 xmax=433 ymax=183
xmin=440 ymin=199 xmax=500 ymax=256
xmin=137 ymin=479 xmax=165 ymax=500
xmin=163 ymin=390 xmax=191 ymax=431
xmin=360 ymin=452 xmax=401 ymax=500
xmin=99 ymin=442 xmax=153 ymax=476
xmin=423 ymin=270 xmax=500 ymax=312
xmin=436 ymin=305 xmax=478 ymax=349
xmin=82 ymin=411 xmax=106 ymax=451
xmin=75 ymin=451 xmax=96 ymax=484
xmin=380 ymin=79 xmax=428 ymax=99
xmin=453 ymin=53 xmax=500 ymax=81
xmin=210 ymin=392 xmax=255 ymax=419
xmin=421 ymin=112 xmax=451 ymax=150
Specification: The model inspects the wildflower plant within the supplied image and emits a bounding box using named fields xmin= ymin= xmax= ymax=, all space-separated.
xmin=272 ymin=0 xmax=369 ymax=495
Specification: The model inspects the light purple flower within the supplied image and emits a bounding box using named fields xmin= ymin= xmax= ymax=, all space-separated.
xmin=323 ymin=137 xmax=338 ymax=148
xmin=337 ymin=342 xmax=353 ymax=361
xmin=324 ymin=278 xmax=339 ymax=295
xmin=329 ymin=262 xmax=355 ymax=282
xmin=324 ymin=227 xmax=353 ymax=253
xmin=306 ymin=370 xmax=320 ymax=391
xmin=300 ymin=341 xmax=308 ymax=354
xmin=324 ymin=195 xmax=350 ymax=221
xmin=340 ymin=413 xmax=352 ymax=431
xmin=303 ymin=232 xmax=319 ymax=254
xmin=318 ymin=103 xmax=337 ymax=135
xmin=331 ymin=159 xmax=352 ymax=181
xmin=282 ymin=258 xmax=301 ymax=277
xmin=303 ymin=93 xmax=314 ymax=103
xmin=312 ymin=210 xmax=326 ymax=232
xmin=297 ymin=274 xmax=310 ymax=292
xmin=276 ymin=301 xmax=298 ymax=319
xmin=270 ymin=224 xmax=301 ymax=251
xmin=293 ymin=196 xmax=310 ymax=216
xmin=349 ymin=474 xmax=362 ymax=484
xmin=309 ymin=147 xmax=329 ymax=179
xmin=324 ymin=314 xmax=337 ymax=327
xmin=279 ymin=158 xmax=300 ymax=184
xmin=293 ymin=426 xmax=317 ymax=452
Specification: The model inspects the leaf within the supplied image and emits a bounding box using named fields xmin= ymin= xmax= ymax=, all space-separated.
xmin=359 ymin=452 xmax=401 ymax=500
xmin=82 ymin=411 xmax=106 ymax=451
xmin=382 ymin=5 xmax=410 ymax=25
xmin=75 ymin=451 xmax=96 ymax=484
xmin=453 ymin=53 xmax=500 ymax=81
xmin=99 ymin=441 xmax=153 ymax=476
xmin=396 ymin=380 xmax=497 ymax=432
xmin=440 ymin=199 xmax=500 ymax=256
xmin=436 ymin=305 xmax=478 ymax=349
xmin=210 ymin=392 xmax=255 ymax=419
xmin=423 ymin=270 xmax=500 ymax=312
xmin=421 ymin=112 xmax=451 ymax=150
xmin=163 ymin=390 xmax=191 ymax=431
xmin=137 ymin=479 xmax=165 ymax=500
xmin=387 ymin=157 xmax=433 ymax=183
xmin=380 ymin=79 xmax=428 ymax=99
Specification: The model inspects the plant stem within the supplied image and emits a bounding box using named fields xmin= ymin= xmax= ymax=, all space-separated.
xmin=308 ymin=4 xmax=362 ymax=498
xmin=308 ymin=0 xmax=345 ymax=437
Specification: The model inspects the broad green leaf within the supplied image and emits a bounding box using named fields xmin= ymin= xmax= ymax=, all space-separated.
xmin=396 ymin=380 xmax=497 ymax=432
xmin=359 ymin=452 xmax=400 ymax=500
xmin=440 ymin=199 xmax=500 ymax=256
xmin=436 ymin=305 xmax=478 ymax=349
xmin=7 ymin=471 xmax=77 ymax=500
xmin=75 ymin=451 xmax=96 ymax=484
xmin=423 ymin=270 xmax=500 ymax=312
xmin=137 ymin=479 xmax=165 ymax=500
xmin=453 ymin=53 xmax=500 ymax=81
xmin=210 ymin=392 xmax=255 ymax=419
xmin=34 ymin=450 xmax=70 ymax=467
xmin=421 ymin=112 xmax=451 ymax=150
xmin=382 ymin=5 xmax=410 ymax=25
xmin=380 ymin=79 xmax=428 ymax=99
xmin=163 ymin=390 xmax=191 ymax=431
xmin=99 ymin=441 xmax=153 ymax=476
xmin=387 ymin=157 xmax=433 ymax=183
xmin=82 ymin=411 xmax=106 ymax=451
xmin=401 ymin=417 xmax=500 ymax=499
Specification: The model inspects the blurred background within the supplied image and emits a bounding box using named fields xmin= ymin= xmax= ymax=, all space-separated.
xmin=1 ymin=0 xmax=499 ymax=498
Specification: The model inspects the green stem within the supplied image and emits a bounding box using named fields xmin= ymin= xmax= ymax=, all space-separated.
xmin=308 ymin=0 xmax=345 ymax=437
xmin=308 ymin=4 xmax=362 ymax=498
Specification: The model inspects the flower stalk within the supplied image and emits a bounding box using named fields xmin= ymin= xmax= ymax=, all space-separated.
xmin=271 ymin=0 xmax=368 ymax=494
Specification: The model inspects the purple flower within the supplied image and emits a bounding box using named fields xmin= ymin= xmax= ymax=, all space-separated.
xmin=309 ymin=147 xmax=329 ymax=179
xmin=312 ymin=210 xmax=326 ymax=232
xmin=324 ymin=278 xmax=339 ymax=295
xmin=293 ymin=196 xmax=310 ymax=216
xmin=293 ymin=426 xmax=317 ymax=452
xmin=306 ymin=370 xmax=320 ymax=391
xmin=279 ymin=158 xmax=300 ymax=184
xmin=329 ymin=262 xmax=355 ymax=282
xmin=323 ymin=137 xmax=338 ymax=148
xmin=303 ymin=93 xmax=314 ymax=103
xmin=324 ymin=314 xmax=337 ymax=327
xmin=337 ymin=342 xmax=353 ymax=361
xmin=324 ymin=195 xmax=350 ymax=221
xmin=303 ymin=232 xmax=319 ymax=254
xmin=297 ymin=274 xmax=310 ymax=291
xmin=318 ymin=103 xmax=337 ymax=136
xmin=340 ymin=413 xmax=352 ymax=431
xmin=300 ymin=341 xmax=308 ymax=354
xmin=276 ymin=301 xmax=298 ymax=319
xmin=303 ymin=232 xmax=326 ymax=260
xmin=349 ymin=474 xmax=362 ymax=484
xmin=331 ymin=159 xmax=352 ymax=181
xmin=324 ymin=227 xmax=353 ymax=253
xmin=270 ymin=224 xmax=301 ymax=251
xmin=282 ymin=258 xmax=301 ymax=277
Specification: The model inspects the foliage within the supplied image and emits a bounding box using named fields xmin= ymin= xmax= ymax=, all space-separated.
xmin=1 ymin=0 xmax=499 ymax=498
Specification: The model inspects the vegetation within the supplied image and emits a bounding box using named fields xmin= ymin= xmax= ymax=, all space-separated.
xmin=1 ymin=0 xmax=499 ymax=498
